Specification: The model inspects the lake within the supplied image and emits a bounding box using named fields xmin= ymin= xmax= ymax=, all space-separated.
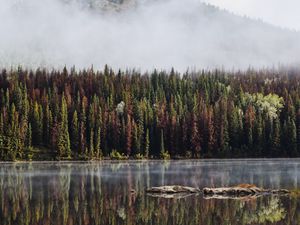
xmin=0 ymin=159 xmax=300 ymax=225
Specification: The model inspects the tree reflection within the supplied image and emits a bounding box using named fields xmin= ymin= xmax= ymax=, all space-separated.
xmin=0 ymin=162 xmax=298 ymax=225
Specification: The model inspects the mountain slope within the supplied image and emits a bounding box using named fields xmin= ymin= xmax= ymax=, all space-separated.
xmin=0 ymin=0 xmax=299 ymax=71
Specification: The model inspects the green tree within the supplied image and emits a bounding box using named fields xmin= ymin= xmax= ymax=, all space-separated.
xmin=32 ymin=102 xmax=43 ymax=145
xmin=57 ymin=94 xmax=71 ymax=159
xmin=272 ymin=118 xmax=281 ymax=156
xmin=71 ymin=110 xmax=79 ymax=153
xmin=95 ymin=126 xmax=102 ymax=159
xmin=144 ymin=128 xmax=150 ymax=158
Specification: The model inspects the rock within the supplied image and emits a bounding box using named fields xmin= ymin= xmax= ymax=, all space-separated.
xmin=146 ymin=185 xmax=200 ymax=194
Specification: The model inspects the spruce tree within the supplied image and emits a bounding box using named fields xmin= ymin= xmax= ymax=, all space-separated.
xmin=160 ymin=129 xmax=165 ymax=156
xmin=71 ymin=110 xmax=79 ymax=153
xmin=95 ymin=127 xmax=102 ymax=159
xmin=144 ymin=128 xmax=150 ymax=158
xmin=57 ymin=94 xmax=71 ymax=159
xmin=287 ymin=116 xmax=297 ymax=156
xmin=32 ymin=102 xmax=43 ymax=145
xmin=272 ymin=118 xmax=281 ymax=156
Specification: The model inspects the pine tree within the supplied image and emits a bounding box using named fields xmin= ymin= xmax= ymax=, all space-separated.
xmin=95 ymin=126 xmax=102 ymax=159
xmin=8 ymin=103 xmax=19 ymax=160
xmin=229 ymin=106 xmax=240 ymax=150
xmin=254 ymin=111 xmax=263 ymax=156
xmin=144 ymin=128 xmax=150 ymax=158
xmin=245 ymin=106 xmax=255 ymax=150
xmin=160 ymin=129 xmax=165 ymax=156
xmin=219 ymin=100 xmax=229 ymax=155
xmin=287 ymin=116 xmax=297 ymax=157
xmin=191 ymin=113 xmax=201 ymax=158
xmin=71 ymin=110 xmax=79 ymax=153
xmin=79 ymin=98 xmax=87 ymax=156
xmin=89 ymin=129 xmax=94 ymax=158
xmin=297 ymin=109 xmax=300 ymax=153
xmin=207 ymin=107 xmax=215 ymax=155
xmin=57 ymin=94 xmax=71 ymax=159
xmin=126 ymin=114 xmax=132 ymax=156
xmin=88 ymin=104 xmax=95 ymax=158
xmin=272 ymin=117 xmax=281 ymax=156
xmin=32 ymin=102 xmax=43 ymax=145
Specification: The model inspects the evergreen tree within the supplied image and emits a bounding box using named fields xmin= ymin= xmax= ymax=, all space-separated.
xmin=79 ymin=99 xmax=87 ymax=156
xmin=32 ymin=102 xmax=43 ymax=145
xmin=57 ymin=94 xmax=71 ymax=159
xmin=272 ymin=117 xmax=281 ymax=156
xmin=26 ymin=123 xmax=32 ymax=147
xmin=126 ymin=114 xmax=132 ymax=156
xmin=71 ymin=110 xmax=79 ymax=153
xmin=191 ymin=113 xmax=201 ymax=158
xmin=297 ymin=109 xmax=300 ymax=153
xmin=287 ymin=116 xmax=297 ymax=156
xmin=144 ymin=128 xmax=150 ymax=158
xmin=95 ymin=126 xmax=102 ymax=159
xmin=160 ymin=129 xmax=165 ymax=156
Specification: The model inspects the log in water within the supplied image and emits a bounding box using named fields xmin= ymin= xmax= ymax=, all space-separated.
xmin=146 ymin=184 xmax=290 ymax=198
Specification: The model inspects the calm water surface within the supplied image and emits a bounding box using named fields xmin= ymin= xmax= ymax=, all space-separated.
xmin=1 ymin=159 xmax=300 ymax=225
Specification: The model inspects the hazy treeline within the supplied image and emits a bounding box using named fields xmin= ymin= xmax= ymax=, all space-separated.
xmin=0 ymin=66 xmax=300 ymax=160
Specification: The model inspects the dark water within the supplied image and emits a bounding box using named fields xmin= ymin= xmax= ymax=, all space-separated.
xmin=1 ymin=159 xmax=300 ymax=225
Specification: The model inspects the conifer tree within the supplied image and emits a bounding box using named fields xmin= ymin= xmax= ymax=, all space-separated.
xmin=80 ymin=99 xmax=87 ymax=156
xmin=272 ymin=117 xmax=281 ymax=156
xmin=57 ymin=94 xmax=71 ymax=159
xmin=71 ymin=110 xmax=79 ymax=153
xmin=160 ymin=129 xmax=165 ymax=156
xmin=32 ymin=102 xmax=43 ymax=145
xmin=191 ymin=113 xmax=201 ymax=158
xmin=287 ymin=116 xmax=297 ymax=156
xmin=26 ymin=123 xmax=32 ymax=148
xmin=297 ymin=109 xmax=300 ymax=153
xmin=95 ymin=126 xmax=102 ymax=159
xmin=145 ymin=128 xmax=150 ymax=158
xmin=126 ymin=114 xmax=132 ymax=156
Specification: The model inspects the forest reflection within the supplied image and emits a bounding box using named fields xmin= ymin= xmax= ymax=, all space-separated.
xmin=0 ymin=160 xmax=300 ymax=225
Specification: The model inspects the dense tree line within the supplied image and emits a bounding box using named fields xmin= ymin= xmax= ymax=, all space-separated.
xmin=0 ymin=66 xmax=300 ymax=160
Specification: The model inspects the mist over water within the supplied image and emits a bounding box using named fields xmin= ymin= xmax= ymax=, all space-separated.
xmin=1 ymin=160 xmax=300 ymax=225
xmin=1 ymin=0 xmax=300 ymax=72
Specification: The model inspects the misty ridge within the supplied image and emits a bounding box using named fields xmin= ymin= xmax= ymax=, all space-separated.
xmin=0 ymin=0 xmax=300 ymax=72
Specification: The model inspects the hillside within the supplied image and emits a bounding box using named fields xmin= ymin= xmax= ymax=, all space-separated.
xmin=0 ymin=0 xmax=299 ymax=70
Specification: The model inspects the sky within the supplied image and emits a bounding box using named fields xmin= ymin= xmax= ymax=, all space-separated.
xmin=204 ymin=0 xmax=300 ymax=31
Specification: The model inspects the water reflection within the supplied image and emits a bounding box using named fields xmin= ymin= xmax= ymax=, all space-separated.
xmin=0 ymin=160 xmax=300 ymax=225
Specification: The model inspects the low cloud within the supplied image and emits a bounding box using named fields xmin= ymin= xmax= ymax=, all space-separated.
xmin=0 ymin=0 xmax=299 ymax=72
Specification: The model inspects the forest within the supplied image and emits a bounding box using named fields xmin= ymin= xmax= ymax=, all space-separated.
xmin=0 ymin=66 xmax=299 ymax=160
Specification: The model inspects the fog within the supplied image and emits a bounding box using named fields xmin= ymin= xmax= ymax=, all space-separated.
xmin=1 ymin=159 xmax=300 ymax=189
xmin=205 ymin=0 xmax=300 ymax=31
xmin=0 ymin=0 xmax=300 ymax=72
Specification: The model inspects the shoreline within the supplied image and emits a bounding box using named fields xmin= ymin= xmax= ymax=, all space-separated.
xmin=1 ymin=157 xmax=300 ymax=163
